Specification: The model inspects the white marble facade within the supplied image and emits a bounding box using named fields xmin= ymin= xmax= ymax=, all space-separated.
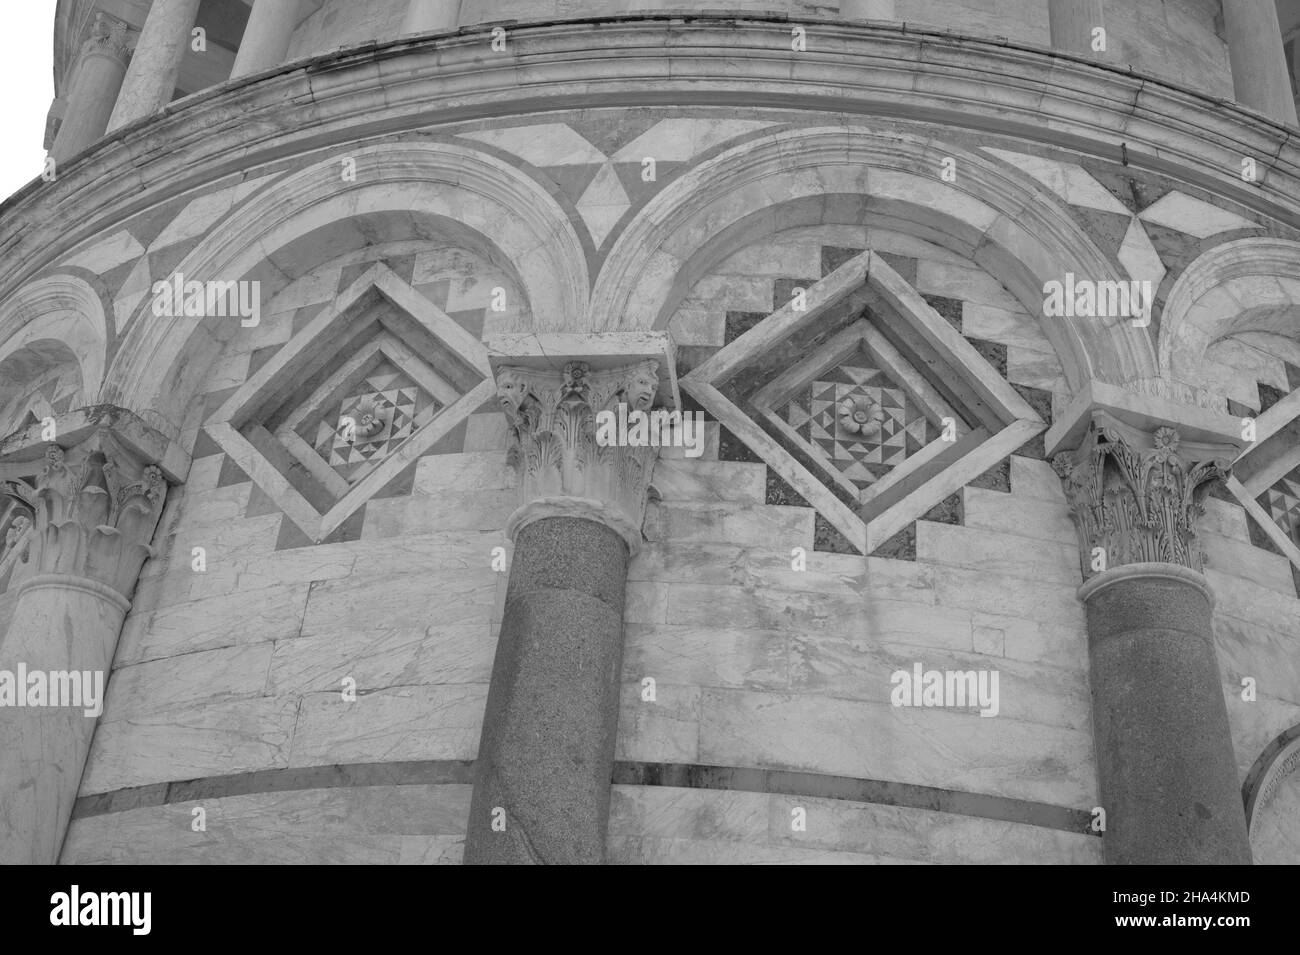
xmin=1 ymin=0 xmax=1299 ymax=865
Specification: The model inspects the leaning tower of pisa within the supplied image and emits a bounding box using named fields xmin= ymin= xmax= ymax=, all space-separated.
xmin=1 ymin=0 xmax=1298 ymax=866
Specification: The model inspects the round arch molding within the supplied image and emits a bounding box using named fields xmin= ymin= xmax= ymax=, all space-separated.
xmin=590 ymin=126 xmax=1156 ymax=391
xmin=104 ymin=140 xmax=590 ymax=431
xmin=1159 ymin=237 xmax=1300 ymax=388
xmin=0 ymin=273 xmax=108 ymax=408
xmin=1243 ymin=723 xmax=1300 ymax=863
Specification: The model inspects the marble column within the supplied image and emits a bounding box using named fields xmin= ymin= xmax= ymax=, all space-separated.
xmin=231 ymin=0 xmax=303 ymax=79
xmin=0 ymin=436 xmax=168 ymax=864
xmin=50 ymin=14 xmax=134 ymax=162
xmin=1053 ymin=416 xmax=1252 ymax=864
xmin=1223 ymin=0 xmax=1299 ymax=125
xmin=401 ymin=0 xmax=461 ymax=34
xmin=464 ymin=360 xmax=662 ymax=865
xmin=107 ymin=0 xmax=202 ymax=132
xmin=1047 ymin=0 xmax=1105 ymax=56
xmin=841 ymin=0 xmax=895 ymax=19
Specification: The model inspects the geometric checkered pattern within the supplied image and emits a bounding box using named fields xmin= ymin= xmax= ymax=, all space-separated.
xmin=784 ymin=363 xmax=934 ymax=489
xmin=1261 ymin=466 xmax=1300 ymax=547
xmin=312 ymin=362 xmax=436 ymax=483
xmin=2 ymin=369 xmax=82 ymax=440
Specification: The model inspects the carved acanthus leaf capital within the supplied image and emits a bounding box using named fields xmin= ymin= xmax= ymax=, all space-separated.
xmin=83 ymin=12 xmax=135 ymax=63
xmin=496 ymin=359 xmax=663 ymax=550
xmin=1051 ymin=414 xmax=1231 ymax=580
xmin=23 ymin=432 xmax=168 ymax=598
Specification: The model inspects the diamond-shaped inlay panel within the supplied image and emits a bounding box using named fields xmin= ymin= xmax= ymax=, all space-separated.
xmin=682 ymin=250 xmax=1045 ymax=554
xmin=1261 ymin=468 xmax=1300 ymax=546
xmin=207 ymin=263 xmax=495 ymax=542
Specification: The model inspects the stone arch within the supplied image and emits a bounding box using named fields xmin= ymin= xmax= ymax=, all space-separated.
xmin=105 ymin=140 xmax=589 ymax=434
xmin=1159 ymin=238 xmax=1300 ymax=388
xmin=0 ymin=273 xmax=107 ymax=428
xmin=1243 ymin=723 xmax=1300 ymax=863
xmin=591 ymin=126 xmax=1155 ymax=390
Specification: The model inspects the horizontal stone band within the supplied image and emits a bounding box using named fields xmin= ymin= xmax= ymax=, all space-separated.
xmin=73 ymin=759 xmax=1095 ymax=836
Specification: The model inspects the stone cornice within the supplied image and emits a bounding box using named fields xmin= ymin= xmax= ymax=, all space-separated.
xmin=0 ymin=405 xmax=190 ymax=484
xmin=1 ymin=15 xmax=1298 ymax=302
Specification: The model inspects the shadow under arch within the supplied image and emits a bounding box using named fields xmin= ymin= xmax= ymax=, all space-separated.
xmin=104 ymin=140 xmax=589 ymax=436
xmin=0 ymin=273 xmax=106 ymax=411
xmin=1160 ymin=237 xmax=1300 ymax=388
xmin=591 ymin=126 xmax=1157 ymax=391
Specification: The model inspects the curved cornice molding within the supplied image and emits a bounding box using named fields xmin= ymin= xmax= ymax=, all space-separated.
xmin=1 ymin=16 xmax=1297 ymax=305
xmin=593 ymin=126 xmax=1155 ymax=387
xmin=1159 ymin=237 xmax=1300 ymax=386
xmin=103 ymin=141 xmax=588 ymax=425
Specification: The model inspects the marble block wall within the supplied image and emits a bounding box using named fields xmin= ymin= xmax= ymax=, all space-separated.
xmin=612 ymin=446 xmax=1101 ymax=863
xmin=46 ymin=133 xmax=1300 ymax=864
xmin=3 ymin=6 xmax=1295 ymax=862
xmin=59 ymin=439 xmax=514 ymax=863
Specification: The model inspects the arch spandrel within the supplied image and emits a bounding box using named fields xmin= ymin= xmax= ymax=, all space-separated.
xmin=103 ymin=141 xmax=590 ymax=433
xmin=591 ymin=126 xmax=1158 ymax=391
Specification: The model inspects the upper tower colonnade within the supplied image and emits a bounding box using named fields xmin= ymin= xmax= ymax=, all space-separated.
xmin=40 ymin=0 xmax=1300 ymax=164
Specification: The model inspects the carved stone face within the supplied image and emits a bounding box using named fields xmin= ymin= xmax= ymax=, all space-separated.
xmin=625 ymin=367 xmax=659 ymax=412
xmin=5 ymin=515 xmax=31 ymax=549
xmin=563 ymin=362 xmax=589 ymax=397
xmin=497 ymin=371 xmax=531 ymax=416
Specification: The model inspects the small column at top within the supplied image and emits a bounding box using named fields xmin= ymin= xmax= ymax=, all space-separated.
xmin=401 ymin=0 xmax=461 ymax=36
xmin=841 ymin=0 xmax=896 ymax=19
xmin=51 ymin=14 xmax=135 ymax=162
xmin=1047 ymin=0 xmax=1106 ymax=57
xmin=106 ymin=0 xmax=202 ymax=132
xmin=1222 ymin=0 xmax=1299 ymax=125
xmin=230 ymin=0 xmax=305 ymax=79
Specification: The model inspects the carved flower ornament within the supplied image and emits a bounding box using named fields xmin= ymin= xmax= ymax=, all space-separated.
xmin=838 ymin=395 xmax=886 ymax=436
xmin=348 ymin=395 xmax=387 ymax=440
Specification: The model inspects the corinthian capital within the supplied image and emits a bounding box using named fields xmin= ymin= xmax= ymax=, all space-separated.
xmin=1051 ymin=413 xmax=1232 ymax=580
xmin=496 ymin=359 xmax=663 ymax=552
xmin=83 ymin=12 xmax=135 ymax=64
xmin=23 ymin=431 xmax=168 ymax=598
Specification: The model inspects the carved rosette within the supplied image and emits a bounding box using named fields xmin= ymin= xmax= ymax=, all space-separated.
xmin=21 ymin=434 xmax=168 ymax=598
xmin=497 ymin=359 xmax=662 ymax=551
xmin=1051 ymin=415 xmax=1230 ymax=580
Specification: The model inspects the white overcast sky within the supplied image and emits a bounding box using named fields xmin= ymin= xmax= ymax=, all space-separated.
xmin=0 ymin=2 xmax=56 ymax=204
